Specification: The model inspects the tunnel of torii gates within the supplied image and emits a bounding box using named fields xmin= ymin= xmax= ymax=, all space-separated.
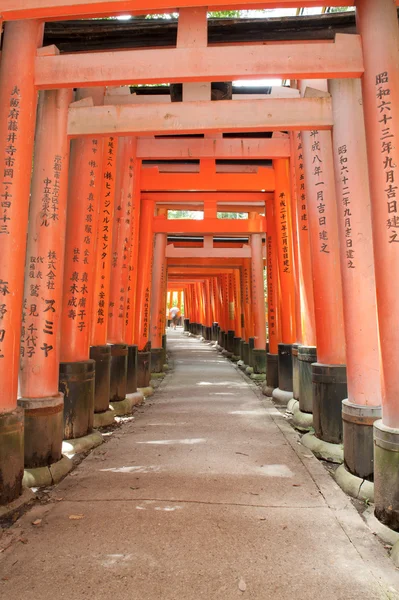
xmin=2 ymin=0 xmax=399 ymax=535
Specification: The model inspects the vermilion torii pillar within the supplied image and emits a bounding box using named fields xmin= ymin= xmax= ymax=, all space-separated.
xmin=233 ymin=268 xmax=242 ymax=357
xmin=302 ymin=123 xmax=347 ymax=446
xmin=134 ymin=198 xmax=155 ymax=390
xmin=291 ymin=132 xmax=317 ymax=418
xmin=272 ymin=159 xmax=296 ymax=403
xmin=241 ymin=258 xmax=253 ymax=368
xmin=250 ymin=230 xmax=267 ymax=374
xmin=0 ymin=20 xmax=43 ymax=504
xmin=265 ymin=192 xmax=281 ymax=395
xmin=59 ymin=88 xmax=104 ymax=441
xmin=329 ymin=77 xmax=381 ymax=481
xmin=357 ymin=0 xmax=399 ymax=529
xmin=19 ymin=88 xmax=72 ymax=475
xmin=107 ymin=137 xmax=134 ymax=406
xmin=150 ymin=209 xmax=167 ymax=372
xmin=90 ymin=136 xmax=117 ymax=419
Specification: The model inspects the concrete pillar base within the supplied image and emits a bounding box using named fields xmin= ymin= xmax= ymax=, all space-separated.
xmin=211 ymin=322 xmax=218 ymax=341
xmin=18 ymin=393 xmax=64 ymax=468
xmin=233 ymin=337 xmax=242 ymax=358
xmin=262 ymin=383 xmax=275 ymax=397
xmin=334 ymin=464 xmax=374 ymax=503
xmin=226 ymin=330 xmax=235 ymax=354
xmin=90 ymin=345 xmax=111 ymax=413
xmin=109 ymin=344 xmax=128 ymax=403
xmin=204 ymin=326 xmax=212 ymax=341
xmin=0 ymin=407 xmax=24 ymax=505
xmin=151 ymin=347 xmax=164 ymax=373
xmin=312 ymin=363 xmax=347 ymax=444
xmin=301 ymin=431 xmax=343 ymax=464
xmin=93 ymin=409 xmax=115 ymax=428
xmin=62 ymin=430 xmax=103 ymax=458
xmin=272 ymin=388 xmax=293 ymax=406
xmin=245 ymin=366 xmax=254 ymax=375
xmin=138 ymin=386 xmax=154 ymax=398
xmin=278 ymin=343 xmax=293 ymax=393
xmin=126 ymin=345 xmax=138 ymax=394
xmin=252 ymin=348 xmax=266 ymax=374
xmin=287 ymin=400 xmax=313 ymax=432
xmin=137 ymin=350 xmax=151 ymax=388
xmin=374 ymin=420 xmax=399 ymax=531
xmin=363 ymin=506 xmax=399 ymax=548
xmin=111 ymin=391 xmax=144 ymax=416
xmin=59 ymin=360 xmax=95 ymax=440
xmin=0 ymin=487 xmax=35 ymax=522
xmin=250 ymin=373 xmax=266 ymax=382
xmin=292 ymin=343 xmax=300 ymax=401
xmin=342 ymin=400 xmax=381 ymax=480
xmin=23 ymin=455 xmax=73 ymax=488
xmin=266 ymin=353 xmax=279 ymax=390
xmin=298 ymin=345 xmax=317 ymax=414
xmin=184 ymin=318 xmax=190 ymax=332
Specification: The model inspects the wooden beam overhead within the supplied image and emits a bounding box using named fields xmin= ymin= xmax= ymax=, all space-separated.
xmin=68 ymin=98 xmax=332 ymax=137
xmin=166 ymin=245 xmax=251 ymax=258
xmin=141 ymin=167 xmax=275 ymax=192
xmin=1 ymin=1 xmax=359 ymax=22
xmin=153 ymin=216 xmax=266 ymax=235
xmin=142 ymin=192 xmax=268 ymax=202
xmin=136 ymin=137 xmax=290 ymax=159
xmin=36 ymin=34 xmax=362 ymax=88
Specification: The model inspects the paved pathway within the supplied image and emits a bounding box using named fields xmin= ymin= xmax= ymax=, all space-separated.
xmin=1 ymin=329 xmax=399 ymax=599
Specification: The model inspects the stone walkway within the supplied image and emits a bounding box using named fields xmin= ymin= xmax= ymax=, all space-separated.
xmin=1 ymin=329 xmax=399 ymax=599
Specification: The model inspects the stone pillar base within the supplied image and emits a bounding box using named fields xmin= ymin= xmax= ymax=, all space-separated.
xmin=252 ymin=348 xmax=266 ymax=374
xmin=272 ymin=388 xmax=293 ymax=406
xmin=62 ymin=430 xmax=103 ymax=458
xmin=298 ymin=345 xmax=317 ymax=414
xmin=151 ymin=347 xmax=164 ymax=373
xmin=93 ymin=408 xmax=115 ymax=428
xmin=204 ymin=326 xmax=212 ymax=341
xmin=342 ymin=399 xmax=381 ymax=480
xmin=287 ymin=400 xmax=313 ymax=432
xmin=226 ymin=330 xmax=235 ymax=353
xmin=90 ymin=345 xmax=111 ymax=413
xmin=312 ymin=362 xmax=347 ymax=444
xmin=301 ymin=431 xmax=343 ymax=464
xmin=374 ymin=420 xmax=399 ymax=531
xmin=211 ymin=322 xmax=218 ymax=341
xmin=242 ymin=342 xmax=250 ymax=366
xmin=278 ymin=343 xmax=293 ymax=393
xmin=138 ymin=386 xmax=154 ymax=398
xmin=109 ymin=343 xmax=128 ymax=403
xmin=334 ymin=463 xmax=374 ymax=503
xmin=111 ymin=391 xmax=144 ymax=416
xmin=18 ymin=393 xmax=64 ymax=468
xmin=137 ymin=350 xmax=151 ymax=388
xmin=59 ymin=360 xmax=95 ymax=440
xmin=23 ymin=455 xmax=73 ymax=488
xmin=0 ymin=488 xmax=35 ymax=521
xmin=183 ymin=318 xmax=190 ymax=332
xmin=126 ymin=345 xmax=138 ymax=394
xmin=0 ymin=407 xmax=24 ymax=506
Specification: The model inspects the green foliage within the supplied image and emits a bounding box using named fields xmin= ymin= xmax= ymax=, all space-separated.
xmin=328 ymin=7 xmax=353 ymax=12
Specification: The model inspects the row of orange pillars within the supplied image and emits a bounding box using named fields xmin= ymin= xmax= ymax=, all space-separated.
xmin=1 ymin=0 xmax=399 ymax=539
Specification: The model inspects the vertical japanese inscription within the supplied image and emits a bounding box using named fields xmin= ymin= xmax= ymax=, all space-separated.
xmin=309 ymin=130 xmax=330 ymax=254
xmin=296 ymin=133 xmax=309 ymax=232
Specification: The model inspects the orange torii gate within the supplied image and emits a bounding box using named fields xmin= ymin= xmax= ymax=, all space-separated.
xmin=1 ymin=0 xmax=399 ymax=539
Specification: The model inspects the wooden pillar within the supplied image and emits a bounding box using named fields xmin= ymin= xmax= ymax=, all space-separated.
xmin=272 ymin=159 xmax=296 ymax=396
xmin=59 ymin=87 xmax=104 ymax=440
xmin=250 ymin=230 xmax=267 ymax=374
xmin=357 ymin=0 xmax=399 ymax=529
xmin=135 ymin=197 xmax=154 ymax=388
xmin=19 ymin=88 xmax=71 ymax=470
xmin=150 ymin=209 xmax=167 ymax=372
xmin=302 ymin=123 xmax=347 ymax=444
xmin=265 ymin=193 xmax=281 ymax=394
xmin=291 ymin=131 xmax=317 ymax=415
xmin=203 ymin=279 xmax=212 ymax=340
xmin=0 ymin=21 xmax=43 ymax=504
xmin=89 ymin=135 xmax=117 ymax=414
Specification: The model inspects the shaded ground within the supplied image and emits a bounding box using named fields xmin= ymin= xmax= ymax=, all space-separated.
xmin=1 ymin=329 xmax=399 ymax=599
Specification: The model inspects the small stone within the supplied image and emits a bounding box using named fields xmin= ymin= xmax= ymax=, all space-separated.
xmin=32 ymin=519 xmax=42 ymax=526
xmin=238 ymin=578 xmax=247 ymax=592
